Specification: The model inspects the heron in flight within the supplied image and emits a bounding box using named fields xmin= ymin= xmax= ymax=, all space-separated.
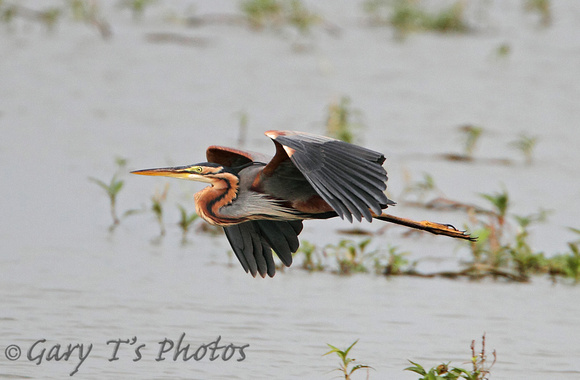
xmin=133 ymin=130 xmax=473 ymax=277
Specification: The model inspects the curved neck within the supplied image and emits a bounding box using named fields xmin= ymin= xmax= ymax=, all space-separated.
xmin=194 ymin=173 xmax=241 ymax=226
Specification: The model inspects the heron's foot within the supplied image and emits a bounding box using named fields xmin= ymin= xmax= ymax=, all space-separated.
xmin=420 ymin=221 xmax=477 ymax=241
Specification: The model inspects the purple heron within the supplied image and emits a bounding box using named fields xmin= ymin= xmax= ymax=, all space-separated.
xmin=133 ymin=130 xmax=473 ymax=277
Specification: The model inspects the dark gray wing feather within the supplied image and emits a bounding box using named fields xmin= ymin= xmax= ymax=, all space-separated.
xmin=269 ymin=131 xmax=392 ymax=222
xmin=223 ymin=220 xmax=303 ymax=278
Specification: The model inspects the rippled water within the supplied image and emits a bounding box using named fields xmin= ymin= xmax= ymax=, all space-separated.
xmin=1 ymin=1 xmax=580 ymax=379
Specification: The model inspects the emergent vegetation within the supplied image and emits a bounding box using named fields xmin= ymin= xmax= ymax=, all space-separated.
xmin=406 ymin=334 xmax=495 ymax=380
xmin=324 ymin=340 xmax=373 ymax=380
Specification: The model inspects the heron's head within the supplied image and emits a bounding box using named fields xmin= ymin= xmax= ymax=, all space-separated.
xmin=131 ymin=162 xmax=231 ymax=184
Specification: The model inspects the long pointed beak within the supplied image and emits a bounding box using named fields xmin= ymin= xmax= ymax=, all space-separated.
xmin=131 ymin=166 xmax=191 ymax=179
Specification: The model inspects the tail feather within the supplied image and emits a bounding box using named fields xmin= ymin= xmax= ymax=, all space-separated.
xmin=376 ymin=213 xmax=476 ymax=241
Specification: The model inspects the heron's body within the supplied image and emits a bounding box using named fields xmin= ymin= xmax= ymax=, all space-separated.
xmin=133 ymin=130 xmax=473 ymax=277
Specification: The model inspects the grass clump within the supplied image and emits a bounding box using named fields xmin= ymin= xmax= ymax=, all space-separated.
xmin=240 ymin=0 xmax=319 ymax=34
xmin=381 ymin=245 xmax=414 ymax=275
xmin=294 ymin=240 xmax=326 ymax=272
xmin=0 ymin=2 xmax=62 ymax=31
xmin=364 ymin=0 xmax=468 ymax=37
xmin=324 ymin=238 xmax=379 ymax=275
xmin=324 ymin=340 xmax=372 ymax=380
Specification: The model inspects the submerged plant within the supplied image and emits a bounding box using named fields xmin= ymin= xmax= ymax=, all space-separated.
xmin=324 ymin=340 xmax=372 ymax=380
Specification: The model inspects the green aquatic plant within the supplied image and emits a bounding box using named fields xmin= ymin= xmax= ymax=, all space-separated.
xmin=67 ymin=0 xmax=111 ymax=39
xmin=241 ymin=0 xmax=282 ymax=29
xmin=0 ymin=2 xmax=62 ymax=31
xmin=285 ymin=0 xmax=319 ymax=34
xmin=325 ymin=96 xmax=364 ymax=144
xmin=479 ymin=188 xmax=509 ymax=228
xmin=406 ymin=334 xmax=495 ymax=380
xmin=118 ymin=0 xmax=156 ymax=21
xmin=547 ymin=229 xmax=580 ymax=282
xmin=524 ymin=0 xmax=551 ymax=27
xmin=0 ymin=1 xmax=17 ymax=25
xmin=89 ymin=158 xmax=129 ymax=230
xmin=240 ymin=0 xmax=318 ymax=33
xmin=495 ymin=43 xmax=511 ymax=58
xmin=151 ymin=184 xmax=169 ymax=237
xmin=294 ymin=240 xmax=326 ymax=272
xmin=37 ymin=6 xmax=61 ymax=31
xmin=460 ymin=125 xmax=484 ymax=158
xmin=382 ymin=245 xmax=412 ymax=275
xmin=401 ymin=172 xmax=438 ymax=201
xmin=363 ymin=0 xmax=468 ymax=37
xmin=177 ymin=204 xmax=199 ymax=243
xmin=510 ymin=133 xmax=538 ymax=165
xmin=324 ymin=238 xmax=378 ymax=275
xmin=467 ymin=189 xmax=511 ymax=269
xmin=324 ymin=340 xmax=372 ymax=380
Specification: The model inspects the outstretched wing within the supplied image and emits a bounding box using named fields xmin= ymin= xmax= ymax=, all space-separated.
xmin=262 ymin=130 xmax=393 ymax=222
xmin=206 ymin=145 xmax=269 ymax=167
xmin=224 ymin=220 xmax=303 ymax=278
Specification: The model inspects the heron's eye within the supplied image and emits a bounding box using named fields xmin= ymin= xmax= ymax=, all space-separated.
xmin=190 ymin=166 xmax=203 ymax=173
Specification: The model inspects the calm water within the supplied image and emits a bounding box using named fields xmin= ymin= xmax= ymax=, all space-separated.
xmin=1 ymin=1 xmax=580 ymax=379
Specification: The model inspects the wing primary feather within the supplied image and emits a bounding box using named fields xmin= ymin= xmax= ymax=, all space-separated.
xmin=255 ymin=221 xmax=293 ymax=267
xmin=322 ymin=140 xmax=385 ymax=164
xmin=251 ymin=230 xmax=268 ymax=278
xmin=240 ymin=226 xmax=258 ymax=277
xmin=325 ymin=161 xmax=388 ymax=204
xmin=273 ymin=220 xmax=301 ymax=253
xmin=310 ymin=179 xmax=352 ymax=221
xmin=330 ymin=151 xmax=388 ymax=183
xmin=304 ymin=176 xmax=350 ymax=220
xmin=262 ymin=239 xmax=276 ymax=277
xmin=321 ymin=166 xmax=380 ymax=220
xmin=289 ymin=220 xmax=304 ymax=235
xmin=316 ymin=170 xmax=367 ymax=222
xmin=324 ymin=163 xmax=388 ymax=213
xmin=224 ymin=226 xmax=251 ymax=275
